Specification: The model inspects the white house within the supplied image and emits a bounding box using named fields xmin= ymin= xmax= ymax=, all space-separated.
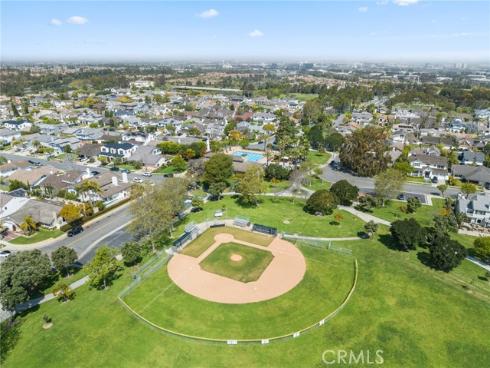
xmin=2 ymin=120 xmax=32 ymax=131
xmin=0 ymin=129 xmax=21 ymax=144
xmin=408 ymin=153 xmax=449 ymax=183
xmin=99 ymin=142 xmax=136 ymax=160
xmin=456 ymin=193 xmax=490 ymax=227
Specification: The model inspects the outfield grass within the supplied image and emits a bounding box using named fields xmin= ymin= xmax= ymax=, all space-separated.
xmin=181 ymin=227 xmax=273 ymax=257
xmin=124 ymin=244 xmax=353 ymax=339
xmin=175 ymin=196 xmax=366 ymax=238
xmin=4 ymin=231 xmax=490 ymax=368
xmin=10 ymin=228 xmax=64 ymax=245
xmin=199 ymin=242 xmax=274 ymax=282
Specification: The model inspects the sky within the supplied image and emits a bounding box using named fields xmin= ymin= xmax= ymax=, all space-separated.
xmin=1 ymin=1 xmax=489 ymax=63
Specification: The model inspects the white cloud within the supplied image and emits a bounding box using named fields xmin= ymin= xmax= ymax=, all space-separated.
xmin=393 ymin=0 xmax=419 ymax=6
xmin=248 ymin=29 xmax=264 ymax=38
xmin=49 ymin=18 xmax=62 ymax=26
xmin=66 ymin=16 xmax=88 ymax=25
xmin=358 ymin=6 xmax=369 ymax=13
xmin=198 ymin=9 xmax=219 ymax=19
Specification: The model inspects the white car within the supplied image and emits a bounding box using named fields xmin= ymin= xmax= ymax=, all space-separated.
xmin=0 ymin=250 xmax=12 ymax=259
xmin=132 ymin=177 xmax=143 ymax=183
xmin=142 ymin=172 xmax=152 ymax=177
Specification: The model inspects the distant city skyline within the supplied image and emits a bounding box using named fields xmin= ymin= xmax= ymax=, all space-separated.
xmin=1 ymin=1 xmax=489 ymax=62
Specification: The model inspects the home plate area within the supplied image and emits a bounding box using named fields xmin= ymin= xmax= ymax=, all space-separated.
xmin=167 ymin=231 xmax=306 ymax=304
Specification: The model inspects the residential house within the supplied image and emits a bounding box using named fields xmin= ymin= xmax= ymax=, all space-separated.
xmin=129 ymin=145 xmax=167 ymax=170
xmin=456 ymin=193 xmax=490 ymax=227
xmin=78 ymin=172 xmax=131 ymax=206
xmin=408 ymin=153 xmax=449 ymax=183
xmin=460 ymin=151 xmax=485 ymax=166
xmin=2 ymin=120 xmax=32 ymax=131
xmin=0 ymin=129 xmax=21 ymax=144
xmin=8 ymin=166 xmax=57 ymax=187
xmin=99 ymin=142 xmax=136 ymax=160
xmin=452 ymin=165 xmax=490 ymax=189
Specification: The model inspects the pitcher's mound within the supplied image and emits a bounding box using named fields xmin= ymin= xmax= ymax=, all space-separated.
xmin=230 ymin=254 xmax=243 ymax=262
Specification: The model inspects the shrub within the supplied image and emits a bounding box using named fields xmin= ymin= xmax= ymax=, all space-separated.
xmin=474 ymin=237 xmax=490 ymax=263
xmin=121 ymin=242 xmax=142 ymax=266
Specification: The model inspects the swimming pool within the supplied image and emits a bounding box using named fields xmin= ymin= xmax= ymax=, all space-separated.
xmin=233 ymin=150 xmax=265 ymax=162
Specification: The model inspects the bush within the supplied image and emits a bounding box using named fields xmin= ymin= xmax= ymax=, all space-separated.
xmin=427 ymin=231 xmax=467 ymax=272
xmin=406 ymin=197 xmax=421 ymax=213
xmin=329 ymin=180 xmax=359 ymax=205
xmin=304 ymin=189 xmax=338 ymax=215
xmin=474 ymin=237 xmax=490 ymax=263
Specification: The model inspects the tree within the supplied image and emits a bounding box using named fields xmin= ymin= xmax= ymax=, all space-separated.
xmin=427 ymin=231 xmax=466 ymax=272
xmin=304 ymin=189 xmax=338 ymax=215
xmin=329 ymin=180 xmax=359 ymax=206
xmin=170 ymin=155 xmax=187 ymax=172
xmin=86 ymin=246 xmax=120 ymax=289
xmin=324 ymin=132 xmax=344 ymax=152
xmin=8 ymin=179 xmax=29 ymax=192
xmin=51 ymin=246 xmax=78 ymax=276
xmin=59 ymin=203 xmax=81 ymax=223
xmin=53 ymin=282 xmax=75 ymax=302
xmin=390 ymin=218 xmax=425 ymax=251
xmin=265 ymin=164 xmax=290 ymax=181
xmin=339 ymin=126 xmax=390 ymax=176
xmin=20 ymin=215 xmax=38 ymax=235
xmin=437 ymin=184 xmax=448 ymax=197
xmin=76 ymin=180 xmax=101 ymax=213
xmin=121 ymin=242 xmax=142 ymax=266
xmin=364 ymin=221 xmax=378 ymax=238
xmin=374 ymin=169 xmax=406 ymax=206
xmin=473 ymin=237 xmax=490 ymax=263
xmin=208 ymin=181 xmax=227 ymax=199
xmin=0 ymin=250 xmax=52 ymax=310
xmin=461 ymin=183 xmax=477 ymax=197
xmin=236 ymin=165 xmax=265 ymax=206
xmin=204 ymin=153 xmax=233 ymax=186
xmin=406 ymin=197 xmax=421 ymax=213
xmin=129 ymin=178 xmax=187 ymax=251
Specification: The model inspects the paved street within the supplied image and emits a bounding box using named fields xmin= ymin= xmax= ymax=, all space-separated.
xmin=323 ymin=154 xmax=462 ymax=197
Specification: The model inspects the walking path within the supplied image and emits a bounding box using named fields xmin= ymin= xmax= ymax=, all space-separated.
xmin=339 ymin=206 xmax=392 ymax=226
xmin=1 ymin=276 xmax=90 ymax=322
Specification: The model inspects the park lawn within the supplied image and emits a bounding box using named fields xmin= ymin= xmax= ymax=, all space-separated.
xmin=4 ymin=232 xmax=490 ymax=367
xmin=181 ymin=227 xmax=273 ymax=258
xmin=124 ymin=244 xmax=353 ymax=339
xmin=10 ymin=228 xmax=64 ymax=245
xmin=304 ymin=175 xmax=331 ymax=191
xmin=369 ymin=198 xmax=445 ymax=227
xmin=175 ymin=196 xmax=366 ymax=238
xmin=199 ymin=242 xmax=274 ymax=282
xmin=263 ymin=180 xmax=290 ymax=193
xmin=152 ymin=165 xmax=181 ymax=175
xmin=306 ymin=151 xmax=331 ymax=167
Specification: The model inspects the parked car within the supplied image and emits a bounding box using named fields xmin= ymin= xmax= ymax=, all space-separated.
xmin=142 ymin=172 xmax=152 ymax=177
xmin=110 ymin=166 xmax=120 ymax=172
xmin=28 ymin=160 xmax=41 ymax=166
xmin=133 ymin=177 xmax=143 ymax=183
xmin=0 ymin=250 xmax=12 ymax=259
xmin=67 ymin=226 xmax=84 ymax=237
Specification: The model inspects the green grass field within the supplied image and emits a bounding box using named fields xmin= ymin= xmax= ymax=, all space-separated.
xmin=175 ymin=196 xmax=365 ymax=238
xmin=181 ymin=227 xmax=273 ymax=257
xmin=10 ymin=228 xmax=64 ymax=245
xmin=369 ymin=198 xmax=445 ymax=227
xmin=199 ymin=242 xmax=274 ymax=282
xmin=4 ymin=233 xmax=489 ymax=368
xmin=123 ymin=244 xmax=353 ymax=339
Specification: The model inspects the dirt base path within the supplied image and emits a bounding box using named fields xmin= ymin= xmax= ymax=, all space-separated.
xmin=167 ymin=233 xmax=306 ymax=304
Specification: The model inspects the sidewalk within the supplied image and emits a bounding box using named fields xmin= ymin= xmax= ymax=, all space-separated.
xmin=1 ymin=275 xmax=90 ymax=322
xmin=0 ymin=200 xmax=133 ymax=251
